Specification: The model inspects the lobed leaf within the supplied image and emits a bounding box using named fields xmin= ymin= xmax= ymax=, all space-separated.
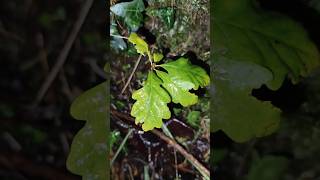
xmin=153 ymin=53 xmax=164 ymax=62
xmin=156 ymin=70 xmax=198 ymax=107
xmin=214 ymin=0 xmax=320 ymax=90
xmin=131 ymin=57 xmax=210 ymax=131
xmin=212 ymin=0 xmax=320 ymax=142
xmin=67 ymin=82 xmax=108 ymax=180
xmin=160 ymin=57 xmax=210 ymax=90
xmin=128 ymin=33 xmax=150 ymax=56
xmin=212 ymin=58 xmax=281 ymax=142
xmin=131 ymin=71 xmax=171 ymax=131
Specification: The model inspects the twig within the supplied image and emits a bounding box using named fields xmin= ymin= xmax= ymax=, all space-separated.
xmin=120 ymin=55 xmax=142 ymax=94
xmin=110 ymin=34 xmax=128 ymax=39
xmin=59 ymin=69 xmax=74 ymax=102
xmin=111 ymin=109 xmax=210 ymax=179
xmin=161 ymin=124 xmax=179 ymax=180
xmin=111 ymin=128 xmax=134 ymax=165
xmin=33 ymin=0 xmax=94 ymax=105
xmin=36 ymin=33 xmax=49 ymax=75
xmin=152 ymin=129 xmax=210 ymax=180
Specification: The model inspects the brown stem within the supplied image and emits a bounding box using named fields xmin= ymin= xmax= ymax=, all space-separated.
xmin=33 ymin=0 xmax=94 ymax=105
xmin=110 ymin=109 xmax=210 ymax=179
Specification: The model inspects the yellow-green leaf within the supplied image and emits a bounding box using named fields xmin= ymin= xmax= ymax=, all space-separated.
xmin=153 ymin=53 xmax=164 ymax=62
xmin=156 ymin=70 xmax=198 ymax=107
xmin=160 ymin=57 xmax=210 ymax=90
xmin=131 ymin=71 xmax=171 ymax=131
xmin=128 ymin=33 xmax=149 ymax=56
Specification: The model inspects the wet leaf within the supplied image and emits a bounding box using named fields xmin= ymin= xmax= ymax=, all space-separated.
xmin=156 ymin=70 xmax=198 ymax=107
xmin=110 ymin=16 xmax=127 ymax=52
xmin=67 ymin=82 xmax=108 ymax=180
xmin=128 ymin=33 xmax=150 ymax=56
xmin=110 ymin=0 xmax=145 ymax=31
xmin=153 ymin=53 xmax=164 ymax=62
xmin=160 ymin=57 xmax=210 ymax=90
xmin=156 ymin=58 xmax=209 ymax=106
xmin=131 ymin=71 xmax=171 ymax=131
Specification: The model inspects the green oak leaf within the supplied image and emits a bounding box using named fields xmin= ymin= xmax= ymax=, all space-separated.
xmin=110 ymin=0 xmax=145 ymax=31
xmin=156 ymin=70 xmax=198 ymax=107
xmin=160 ymin=57 xmax=210 ymax=90
xmin=131 ymin=71 xmax=171 ymax=131
xmin=212 ymin=0 xmax=320 ymax=142
xmin=128 ymin=33 xmax=150 ymax=56
xmin=214 ymin=0 xmax=320 ymax=90
xmin=67 ymin=82 xmax=109 ymax=180
xmin=153 ymin=53 xmax=164 ymax=62
xmin=212 ymin=57 xmax=281 ymax=142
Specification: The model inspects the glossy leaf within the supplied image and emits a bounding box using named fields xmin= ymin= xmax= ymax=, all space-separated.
xmin=110 ymin=16 xmax=127 ymax=52
xmin=128 ymin=33 xmax=150 ymax=56
xmin=131 ymin=71 xmax=171 ymax=131
xmin=160 ymin=57 xmax=210 ymax=90
xmin=153 ymin=53 xmax=164 ymax=62
xmin=156 ymin=70 xmax=198 ymax=107
xmin=214 ymin=0 xmax=320 ymax=90
xmin=110 ymin=0 xmax=145 ymax=31
xmin=67 ymin=82 xmax=108 ymax=180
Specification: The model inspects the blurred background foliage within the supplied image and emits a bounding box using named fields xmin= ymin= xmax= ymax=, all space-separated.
xmin=0 ymin=0 xmax=106 ymax=179
xmin=213 ymin=0 xmax=320 ymax=179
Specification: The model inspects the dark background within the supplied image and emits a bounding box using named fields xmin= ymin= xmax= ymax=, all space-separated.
xmin=0 ymin=0 xmax=106 ymax=179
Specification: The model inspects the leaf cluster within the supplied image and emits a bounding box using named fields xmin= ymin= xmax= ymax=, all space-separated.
xmin=128 ymin=33 xmax=210 ymax=131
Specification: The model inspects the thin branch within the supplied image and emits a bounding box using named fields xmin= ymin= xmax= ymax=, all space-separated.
xmin=110 ymin=34 xmax=128 ymax=39
xmin=111 ymin=128 xmax=134 ymax=165
xmin=152 ymin=129 xmax=210 ymax=180
xmin=161 ymin=124 xmax=179 ymax=179
xmin=111 ymin=109 xmax=210 ymax=179
xmin=120 ymin=55 xmax=142 ymax=94
xmin=33 ymin=0 xmax=94 ymax=105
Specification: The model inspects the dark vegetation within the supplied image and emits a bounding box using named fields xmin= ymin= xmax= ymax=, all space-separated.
xmin=0 ymin=0 xmax=106 ymax=179
xmin=213 ymin=0 xmax=320 ymax=179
